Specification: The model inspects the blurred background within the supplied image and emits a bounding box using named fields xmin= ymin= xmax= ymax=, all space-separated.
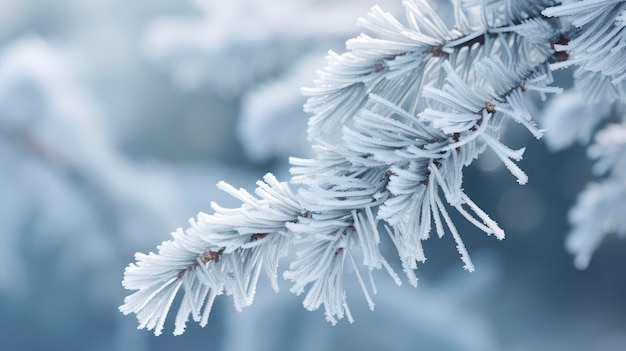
xmin=1 ymin=0 xmax=625 ymax=350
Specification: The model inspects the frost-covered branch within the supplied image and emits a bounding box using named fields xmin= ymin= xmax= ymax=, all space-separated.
xmin=120 ymin=174 xmax=303 ymax=335
xmin=121 ymin=0 xmax=626 ymax=335
xmin=543 ymin=0 xmax=626 ymax=102
xmin=304 ymin=0 xmax=559 ymax=140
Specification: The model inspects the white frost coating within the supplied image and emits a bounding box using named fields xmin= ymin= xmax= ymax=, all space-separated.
xmin=121 ymin=173 xmax=303 ymax=335
xmin=543 ymin=0 xmax=626 ymax=102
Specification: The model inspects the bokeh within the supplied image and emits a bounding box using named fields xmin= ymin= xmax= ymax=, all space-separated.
xmin=1 ymin=1 xmax=625 ymax=350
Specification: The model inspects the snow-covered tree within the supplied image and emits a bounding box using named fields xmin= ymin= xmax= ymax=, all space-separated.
xmin=120 ymin=0 xmax=626 ymax=336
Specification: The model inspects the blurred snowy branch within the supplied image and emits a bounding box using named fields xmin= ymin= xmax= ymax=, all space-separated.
xmin=237 ymin=54 xmax=323 ymax=161
xmin=142 ymin=0 xmax=405 ymax=161
xmin=142 ymin=0 xmax=404 ymax=95
xmin=0 ymin=36 xmax=251 ymax=348
xmin=565 ymin=120 xmax=626 ymax=269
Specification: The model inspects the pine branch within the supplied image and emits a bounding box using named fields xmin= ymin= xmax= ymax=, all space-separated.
xmin=120 ymin=174 xmax=303 ymax=335
xmin=304 ymin=0 xmax=560 ymax=141
xmin=543 ymin=0 xmax=626 ymax=102
xmin=120 ymin=0 xmax=626 ymax=336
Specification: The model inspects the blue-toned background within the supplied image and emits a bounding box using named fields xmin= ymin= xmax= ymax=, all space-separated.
xmin=1 ymin=1 xmax=625 ymax=350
